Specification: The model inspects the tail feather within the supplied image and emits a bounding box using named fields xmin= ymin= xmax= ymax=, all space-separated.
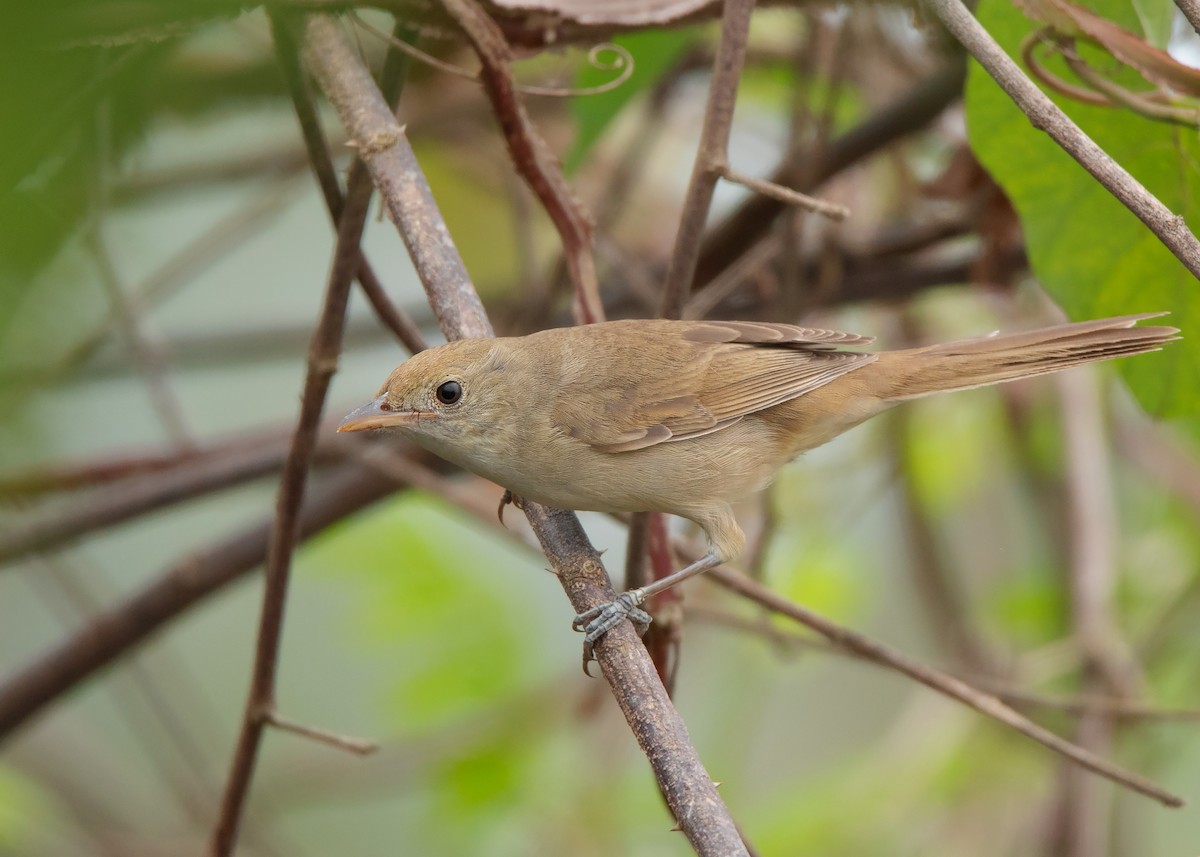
xmin=873 ymin=313 xmax=1180 ymax=402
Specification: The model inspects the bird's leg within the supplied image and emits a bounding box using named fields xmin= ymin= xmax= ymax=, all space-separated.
xmin=573 ymin=552 xmax=722 ymax=658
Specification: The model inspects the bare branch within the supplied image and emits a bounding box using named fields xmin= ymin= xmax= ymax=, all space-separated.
xmin=716 ymin=163 xmax=850 ymax=221
xmin=695 ymin=58 xmax=967 ymax=290
xmin=660 ymin=0 xmax=755 ymax=318
xmin=209 ymin=138 xmax=378 ymax=857
xmin=263 ymin=710 xmax=379 ymax=756
xmin=704 ymin=563 xmax=1184 ymax=808
xmin=302 ymin=16 xmax=489 ymax=340
xmin=1177 ymin=0 xmax=1200 ymax=38
xmin=0 ymin=432 xmax=347 ymax=567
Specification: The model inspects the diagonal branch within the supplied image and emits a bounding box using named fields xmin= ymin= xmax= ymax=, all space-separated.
xmin=300 ymin=14 xmax=747 ymax=855
xmin=695 ymin=58 xmax=967 ymax=290
xmin=705 ymin=563 xmax=1183 ymax=808
xmin=920 ymin=0 xmax=1200 ymax=277
xmin=0 ymin=432 xmax=346 ymax=566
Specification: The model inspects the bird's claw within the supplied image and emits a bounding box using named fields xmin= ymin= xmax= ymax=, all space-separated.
xmin=573 ymin=589 xmax=652 ymax=672
xmin=497 ymin=490 xmax=523 ymax=526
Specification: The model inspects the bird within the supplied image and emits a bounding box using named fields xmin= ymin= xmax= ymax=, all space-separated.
xmin=338 ymin=313 xmax=1178 ymax=650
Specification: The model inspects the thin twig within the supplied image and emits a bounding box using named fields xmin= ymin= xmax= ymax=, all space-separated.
xmin=301 ymin=15 xmax=747 ymax=856
xmin=263 ymin=710 xmax=379 ymax=756
xmin=689 ymin=606 xmax=1200 ymax=721
xmin=702 ymin=562 xmax=1184 ymax=808
xmin=88 ymin=232 xmax=196 ymax=448
xmin=56 ymin=179 xmax=300 ymax=377
xmin=920 ymin=0 xmax=1200 ymax=277
xmin=0 ymin=430 xmax=283 ymax=498
xmin=442 ymin=0 xmax=604 ymax=325
xmin=660 ymin=0 xmax=755 ymax=318
xmin=1054 ymin=363 xmax=1133 ymax=856
xmin=717 ymin=164 xmax=850 ymax=221
xmin=887 ymin=313 xmax=996 ymax=674
xmin=210 ymin=21 xmax=397 ymax=850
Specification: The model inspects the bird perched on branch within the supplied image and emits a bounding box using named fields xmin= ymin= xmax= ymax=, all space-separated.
xmin=339 ymin=313 xmax=1178 ymax=655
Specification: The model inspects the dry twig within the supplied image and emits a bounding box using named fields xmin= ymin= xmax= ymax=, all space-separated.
xmin=704 ymin=562 xmax=1183 ymax=808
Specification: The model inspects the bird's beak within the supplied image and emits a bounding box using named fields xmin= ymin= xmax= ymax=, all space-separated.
xmin=337 ymin=395 xmax=435 ymax=432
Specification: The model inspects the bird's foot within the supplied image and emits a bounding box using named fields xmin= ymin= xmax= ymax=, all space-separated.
xmin=573 ymin=589 xmax=653 ymax=670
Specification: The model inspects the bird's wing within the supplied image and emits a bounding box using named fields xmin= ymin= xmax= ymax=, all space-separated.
xmin=552 ymin=321 xmax=877 ymax=453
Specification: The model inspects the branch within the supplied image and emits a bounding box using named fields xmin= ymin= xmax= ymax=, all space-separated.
xmin=689 ymin=606 xmax=1200 ymax=721
xmin=300 ymin=15 xmax=747 ymax=855
xmin=660 ymin=0 xmax=755 ymax=318
xmin=1054 ymin=362 xmax=1133 ymax=856
xmin=302 ymin=16 xmax=488 ymax=340
xmin=1175 ymin=0 xmax=1200 ymax=39
xmin=695 ymin=58 xmax=967 ymax=289
xmin=920 ymin=0 xmax=1200 ymax=278
xmin=704 ymin=563 xmax=1184 ymax=808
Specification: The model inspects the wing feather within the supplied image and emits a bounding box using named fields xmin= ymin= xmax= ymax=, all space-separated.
xmin=552 ymin=319 xmax=876 ymax=454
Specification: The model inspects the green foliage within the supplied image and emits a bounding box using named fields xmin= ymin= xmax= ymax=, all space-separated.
xmin=989 ymin=565 xmax=1069 ymax=645
xmin=964 ymin=0 xmax=1200 ymax=416
xmin=411 ymin=140 xmax=521 ymax=290
xmin=767 ymin=536 xmax=865 ymax=620
xmin=302 ymin=492 xmax=550 ymax=733
xmin=901 ymin=391 xmax=1013 ymax=516
xmin=565 ymin=30 xmax=697 ymax=173
xmin=0 ymin=768 xmax=49 ymax=852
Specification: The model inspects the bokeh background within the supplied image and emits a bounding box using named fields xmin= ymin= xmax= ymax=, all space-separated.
xmin=2 ymin=2 xmax=1200 ymax=855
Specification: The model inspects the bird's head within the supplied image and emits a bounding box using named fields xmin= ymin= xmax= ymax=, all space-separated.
xmin=337 ymin=338 xmax=514 ymax=455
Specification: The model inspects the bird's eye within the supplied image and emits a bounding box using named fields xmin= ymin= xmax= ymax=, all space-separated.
xmin=435 ymin=380 xmax=462 ymax=405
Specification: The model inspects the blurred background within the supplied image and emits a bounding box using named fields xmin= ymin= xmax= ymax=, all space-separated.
xmin=2 ymin=1 xmax=1200 ymax=855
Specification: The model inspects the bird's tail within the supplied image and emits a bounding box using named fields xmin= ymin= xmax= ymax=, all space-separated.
xmin=870 ymin=313 xmax=1179 ymax=402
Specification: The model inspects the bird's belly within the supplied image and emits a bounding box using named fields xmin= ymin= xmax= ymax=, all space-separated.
xmin=500 ymin=419 xmax=790 ymax=516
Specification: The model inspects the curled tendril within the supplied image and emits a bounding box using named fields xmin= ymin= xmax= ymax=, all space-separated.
xmin=519 ymin=44 xmax=635 ymax=97
xmin=349 ymin=13 xmax=634 ymax=99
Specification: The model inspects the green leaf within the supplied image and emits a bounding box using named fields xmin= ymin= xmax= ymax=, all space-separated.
xmin=964 ymin=0 xmax=1200 ymax=416
xmin=565 ymin=30 xmax=697 ymax=174
xmin=0 ymin=767 xmax=50 ymax=852
xmin=301 ymin=492 xmax=552 ymax=732
xmin=766 ymin=530 xmax=865 ymax=619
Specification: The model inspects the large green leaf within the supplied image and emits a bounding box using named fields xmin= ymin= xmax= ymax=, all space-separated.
xmin=964 ymin=0 xmax=1199 ymax=416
